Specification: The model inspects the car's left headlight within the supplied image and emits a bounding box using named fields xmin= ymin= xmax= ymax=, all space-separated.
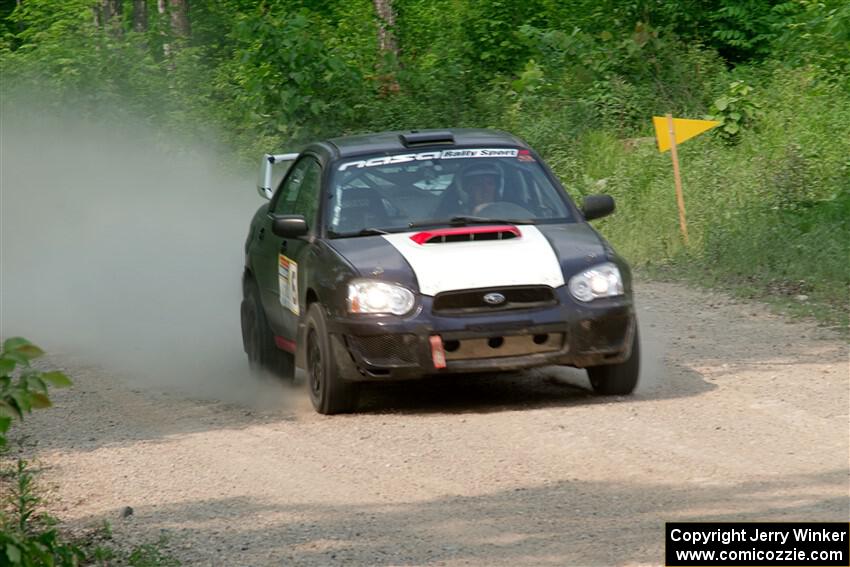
xmin=568 ymin=262 xmax=624 ymax=302
xmin=347 ymin=279 xmax=415 ymax=316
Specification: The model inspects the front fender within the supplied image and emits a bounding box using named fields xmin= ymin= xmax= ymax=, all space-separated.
xmin=295 ymin=241 xmax=358 ymax=369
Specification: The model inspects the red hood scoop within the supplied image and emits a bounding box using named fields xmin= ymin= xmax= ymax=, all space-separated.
xmin=410 ymin=225 xmax=521 ymax=245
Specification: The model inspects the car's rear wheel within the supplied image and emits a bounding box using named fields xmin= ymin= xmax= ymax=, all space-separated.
xmin=240 ymin=278 xmax=293 ymax=379
xmin=587 ymin=326 xmax=640 ymax=395
xmin=305 ymin=303 xmax=359 ymax=414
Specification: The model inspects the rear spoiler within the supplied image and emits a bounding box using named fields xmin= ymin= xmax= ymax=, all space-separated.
xmin=256 ymin=153 xmax=299 ymax=200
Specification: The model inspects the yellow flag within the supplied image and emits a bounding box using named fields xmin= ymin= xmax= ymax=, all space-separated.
xmin=653 ymin=116 xmax=720 ymax=152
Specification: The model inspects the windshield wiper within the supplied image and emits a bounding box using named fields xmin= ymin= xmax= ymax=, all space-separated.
xmin=328 ymin=227 xmax=390 ymax=238
xmin=357 ymin=227 xmax=389 ymax=235
xmin=408 ymin=216 xmax=532 ymax=228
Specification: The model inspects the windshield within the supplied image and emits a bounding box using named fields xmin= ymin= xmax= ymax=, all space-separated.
xmin=327 ymin=148 xmax=573 ymax=236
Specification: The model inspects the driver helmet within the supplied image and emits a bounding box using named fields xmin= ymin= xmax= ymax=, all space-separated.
xmin=460 ymin=162 xmax=504 ymax=212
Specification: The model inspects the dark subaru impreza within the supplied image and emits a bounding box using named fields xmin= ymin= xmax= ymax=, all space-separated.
xmin=241 ymin=129 xmax=639 ymax=414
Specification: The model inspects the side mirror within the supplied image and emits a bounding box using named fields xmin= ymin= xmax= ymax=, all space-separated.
xmin=271 ymin=214 xmax=308 ymax=238
xmin=581 ymin=195 xmax=615 ymax=221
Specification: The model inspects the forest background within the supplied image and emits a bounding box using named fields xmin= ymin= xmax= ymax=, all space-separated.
xmin=2 ymin=0 xmax=848 ymax=326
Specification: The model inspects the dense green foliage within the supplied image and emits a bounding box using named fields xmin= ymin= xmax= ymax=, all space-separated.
xmin=2 ymin=0 xmax=848 ymax=322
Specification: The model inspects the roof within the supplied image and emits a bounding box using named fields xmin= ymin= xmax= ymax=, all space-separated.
xmin=323 ymin=128 xmax=530 ymax=159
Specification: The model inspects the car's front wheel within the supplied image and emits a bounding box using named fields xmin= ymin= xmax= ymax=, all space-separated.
xmin=305 ymin=303 xmax=359 ymax=414
xmin=240 ymin=278 xmax=293 ymax=379
xmin=587 ymin=326 xmax=640 ymax=395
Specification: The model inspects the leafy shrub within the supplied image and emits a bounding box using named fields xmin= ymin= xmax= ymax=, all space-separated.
xmin=516 ymin=22 xmax=726 ymax=135
xmin=0 ymin=338 xmax=72 ymax=451
xmin=708 ymin=80 xmax=762 ymax=143
xmin=1 ymin=338 xmax=81 ymax=566
xmin=772 ymin=0 xmax=850 ymax=81
xmin=1 ymin=460 xmax=86 ymax=566
xmin=214 ymin=7 xmax=365 ymax=145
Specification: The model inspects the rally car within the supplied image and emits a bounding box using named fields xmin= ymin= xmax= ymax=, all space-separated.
xmin=241 ymin=129 xmax=639 ymax=414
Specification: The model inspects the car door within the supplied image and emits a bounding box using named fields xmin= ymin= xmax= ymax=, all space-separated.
xmin=267 ymin=156 xmax=323 ymax=342
xmin=252 ymin=157 xmax=311 ymax=335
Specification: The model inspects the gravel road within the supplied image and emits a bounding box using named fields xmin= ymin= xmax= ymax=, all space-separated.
xmin=11 ymin=281 xmax=850 ymax=566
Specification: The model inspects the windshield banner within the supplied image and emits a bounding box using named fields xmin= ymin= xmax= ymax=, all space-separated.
xmin=338 ymin=148 xmax=519 ymax=171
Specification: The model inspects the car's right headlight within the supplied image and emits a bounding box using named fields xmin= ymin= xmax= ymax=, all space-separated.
xmin=347 ymin=279 xmax=415 ymax=316
xmin=568 ymin=262 xmax=624 ymax=302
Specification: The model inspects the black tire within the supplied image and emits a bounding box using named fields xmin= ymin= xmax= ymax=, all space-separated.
xmin=240 ymin=279 xmax=294 ymax=379
xmin=587 ymin=326 xmax=640 ymax=396
xmin=305 ymin=303 xmax=359 ymax=414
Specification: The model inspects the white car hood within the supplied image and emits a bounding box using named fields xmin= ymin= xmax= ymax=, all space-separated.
xmin=381 ymin=225 xmax=564 ymax=296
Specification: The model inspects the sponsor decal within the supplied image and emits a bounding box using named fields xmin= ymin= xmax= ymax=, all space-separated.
xmin=338 ymin=151 xmax=441 ymax=171
xmin=338 ymin=148 xmax=520 ymax=171
xmin=440 ymin=148 xmax=519 ymax=159
xmin=517 ymin=149 xmax=536 ymax=162
xmin=278 ymin=254 xmax=300 ymax=315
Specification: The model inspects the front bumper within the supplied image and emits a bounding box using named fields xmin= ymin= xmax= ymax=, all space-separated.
xmin=311 ymin=286 xmax=635 ymax=382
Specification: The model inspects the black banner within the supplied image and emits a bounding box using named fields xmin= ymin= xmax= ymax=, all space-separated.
xmin=666 ymin=522 xmax=849 ymax=566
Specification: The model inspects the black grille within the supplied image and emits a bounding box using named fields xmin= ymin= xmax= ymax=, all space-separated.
xmin=347 ymin=334 xmax=418 ymax=366
xmin=433 ymin=286 xmax=557 ymax=315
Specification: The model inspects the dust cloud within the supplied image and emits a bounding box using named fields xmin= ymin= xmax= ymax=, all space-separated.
xmin=1 ymin=104 xmax=663 ymax=406
xmin=633 ymin=304 xmax=669 ymax=392
xmin=1 ymin=106 xmax=286 ymax=404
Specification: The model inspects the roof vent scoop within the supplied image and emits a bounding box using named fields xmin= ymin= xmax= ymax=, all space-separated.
xmin=399 ymin=131 xmax=455 ymax=147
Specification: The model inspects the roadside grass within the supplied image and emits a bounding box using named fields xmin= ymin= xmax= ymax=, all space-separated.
xmin=77 ymin=522 xmax=180 ymax=567
xmin=126 ymin=537 xmax=181 ymax=567
xmin=506 ymin=67 xmax=849 ymax=330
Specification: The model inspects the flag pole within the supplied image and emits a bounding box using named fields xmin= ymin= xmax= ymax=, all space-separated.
xmin=666 ymin=113 xmax=689 ymax=245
